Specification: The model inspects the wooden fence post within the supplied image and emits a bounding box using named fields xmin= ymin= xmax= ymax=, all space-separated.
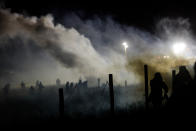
xmin=59 ymin=88 xmax=64 ymax=118
xmin=144 ymin=65 xmax=149 ymax=110
xmin=109 ymin=74 xmax=114 ymax=115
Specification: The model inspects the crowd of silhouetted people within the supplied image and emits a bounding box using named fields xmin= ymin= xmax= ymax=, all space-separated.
xmin=2 ymin=62 xmax=196 ymax=112
xmin=1 ymin=78 xmax=108 ymax=96
xmin=148 ymin=62 xmax=196 ymax=114
xmin=2 ymin=80 xmax=45 ymax=95
xmin=1 ymin=77 xmax=112 ymax=96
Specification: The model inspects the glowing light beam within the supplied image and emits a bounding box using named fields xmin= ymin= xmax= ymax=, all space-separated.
xmin=122 ymin=42 xmax=128 ymax=54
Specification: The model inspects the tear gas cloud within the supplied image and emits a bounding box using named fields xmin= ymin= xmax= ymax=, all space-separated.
xmin=0 ymin=8 xmax=196 ymax=88
xmin=1 ymin=8 xmax=196 ymax=120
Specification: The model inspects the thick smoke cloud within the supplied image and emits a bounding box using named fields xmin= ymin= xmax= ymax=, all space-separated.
xmin=0 ymin=8 xmax=195 ymax=89
xmin=0 ymin=9 xmax=109 ymax=86
xmin=63 ymin=14 xmax=196 ymax=88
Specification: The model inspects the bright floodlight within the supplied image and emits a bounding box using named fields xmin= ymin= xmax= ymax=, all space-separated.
xmin=172 ymin=42 xmax=186 ymax=55
xmin=122 ymin=42 xmax=128 ymax=54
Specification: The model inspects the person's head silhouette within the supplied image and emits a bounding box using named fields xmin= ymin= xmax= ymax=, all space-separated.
xmin=194 ymin=62 xmax=196 ymax=72
xmin=179 ymin=66 xmax=186 ymax=73
xmin=154 ymin=72 xmax=163 ymax=81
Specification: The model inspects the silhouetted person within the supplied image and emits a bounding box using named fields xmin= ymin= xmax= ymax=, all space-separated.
xmin=21 ymin=81 xmax=26 ymax=89
xmin=65 ymin=81 xmax=70 ymax=88
xmin=78 ymin=78 xmax=82 ymax=88
xmin=150 ymin=72 xmax=168 ymax=108
xmin=173 ymin=66 xmax=192 ymax=99
xmin=35 ymin=80 xmax=40 ymax=88
xmin=98 ymin=78 xmax=100 ymax=88
xmin=29 ymin=86 xmax=35 ymax=94
xmin=56 ymin=78 xmax=61 ymax=87
xmin=168 ymin=66 xmax=194 ymax=116
xmin=3 ymin=83 xmax=10 ymax=95
xmin=187 ymin=62 xmax=196 ymax=109
xmin=83 ymin=81 xmax=88 ymax=88
xmin=176 ymin=66 xmax=192 ymax=86
xmin=70 ymin=82 xmax=73 ymax=88
xmin=38 ymin=81 xmax=44 ymax=91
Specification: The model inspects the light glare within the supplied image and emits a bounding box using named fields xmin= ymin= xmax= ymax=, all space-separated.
xmin=122 ymin=42 xmax=128 ymax=49
xmin=172 ymin=42 xmax=186 ymax=55
xmin=122 ymin=42 xmax=128 ymax=54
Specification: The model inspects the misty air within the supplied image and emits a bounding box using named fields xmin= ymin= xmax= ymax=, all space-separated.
xmin=0 ymin=0 xmax=196 ymax=128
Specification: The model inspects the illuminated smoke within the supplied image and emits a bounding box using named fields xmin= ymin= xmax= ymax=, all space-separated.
xmin=1 ymin=8 xmax=196 ymax=119
xmin=0 ymin=8 xmax=195 ymax=88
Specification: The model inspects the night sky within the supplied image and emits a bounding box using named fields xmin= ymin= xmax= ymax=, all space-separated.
xmin=2 ymin=0 xmax=196 ymax=33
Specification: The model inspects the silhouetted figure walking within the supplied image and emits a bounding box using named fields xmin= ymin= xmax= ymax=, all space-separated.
xmin=98 ymin=78 xmax=100 ymax=88
xmin=29 ymin=86 xmax=35 ymax=94
xmin=150 ymin=72 xmax=168 ymax=108
xmin=78 ymin=78 xmax=82 ymax=88
xmin=183 ymin=63 xmax=196 ymax=109
xmin=176 ymin=66 xmax=192 ymax=87
xmin=168 ymin=66 xmax=193 ymax=116
xmin=173 ymin=66 xmax=192 ymax=99
xmin=35 ymin=80 xmax=40 ymax=88
xmin=189 ymin=62 xmax=196 ymax=114
xmin=83 ymin=81 xmax=88 ymax=88
xmin=21 ymin=81 xmax=26 ymax=89
xmin=65 ymin=81 xmax=70 ymax=88
xmin=38 ymin=81 xmax=44 ymax=91
xmin=56 ymin=78 xmax=61 ymax=87
xmin=70 ymin=82 xmax=73 ymax=88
